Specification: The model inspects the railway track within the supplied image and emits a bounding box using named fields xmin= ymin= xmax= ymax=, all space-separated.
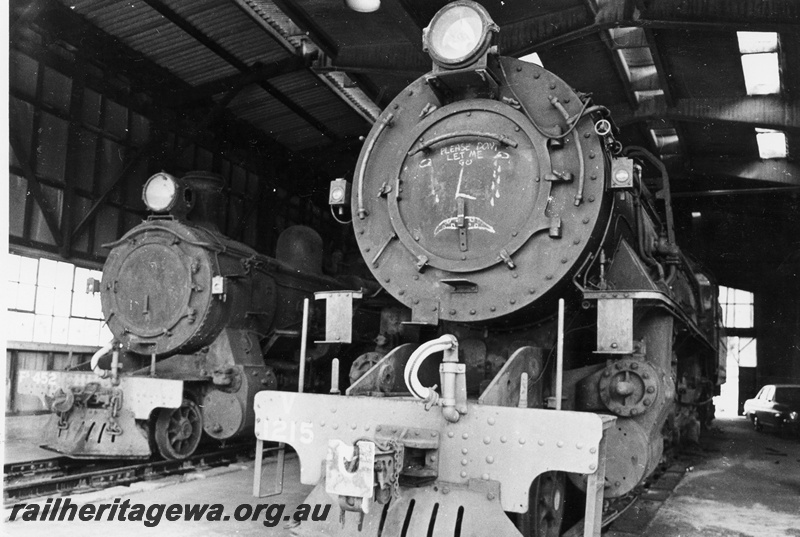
xmin=4 ymin=443 xmax=256 ymax=504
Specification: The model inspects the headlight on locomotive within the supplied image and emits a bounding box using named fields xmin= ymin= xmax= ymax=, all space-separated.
xmin=142 ymin=172 xmax=180 ymax=212
xmin=423 ymin=0 xmax=498 ymax=69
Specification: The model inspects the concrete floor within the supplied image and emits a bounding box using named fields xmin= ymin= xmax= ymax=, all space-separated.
xmin=644 ymin=417 xmax=800 ymax=537
xmin=2 ymin=414 xmax=799 ymax=536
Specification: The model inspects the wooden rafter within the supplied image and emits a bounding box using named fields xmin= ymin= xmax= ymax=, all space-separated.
xmin=9 ymin=101 xmax=62 ymax=247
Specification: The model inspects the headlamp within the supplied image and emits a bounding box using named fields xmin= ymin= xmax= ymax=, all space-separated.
xmin=142 ymin=172 xmax=179 ymax=212
xmin=423 ymin=1 xmax=498 ymax=69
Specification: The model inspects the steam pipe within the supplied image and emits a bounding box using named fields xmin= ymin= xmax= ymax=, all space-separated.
xmin=90 ymin=341 xmax=115 ymax=378
xmin=404 ymin=334 xmax=458 ymax=402
xmin=110 ymin=345 xmax=120 ymax=386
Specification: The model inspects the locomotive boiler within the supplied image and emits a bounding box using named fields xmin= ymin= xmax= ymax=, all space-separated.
xmin=21 ymin=170 xmax=372 ymax=460
xmin=253 ymin=3 xmax=724 ymax=536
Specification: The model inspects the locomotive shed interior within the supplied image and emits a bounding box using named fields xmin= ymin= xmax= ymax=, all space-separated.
xmin=4 ymin=1 xmax=800 ymax=537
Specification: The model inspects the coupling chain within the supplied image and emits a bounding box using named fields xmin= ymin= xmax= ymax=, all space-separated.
xmin=106 ymin=389 xmax=123 ymax=436
xmin=358 ymin=437 xmax=404 ymax=502
xmin=388 ymin=439 xmax=404 ymax=501
xmin=57 ymin=412 xmax=69 ymax=430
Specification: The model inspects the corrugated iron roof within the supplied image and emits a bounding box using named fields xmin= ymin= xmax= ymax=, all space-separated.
xmin=60 ymin=0 xmax=372 ymax=153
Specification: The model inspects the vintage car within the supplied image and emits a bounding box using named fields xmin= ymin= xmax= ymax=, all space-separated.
xmin=744 ymin=384 xmax=800 ymax=435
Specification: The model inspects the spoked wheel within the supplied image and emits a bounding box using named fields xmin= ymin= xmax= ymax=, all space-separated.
xmin=154 ymin=399 xmax=203 ymax=460
xmin=517 ymin=471 xmax=567 ymax=537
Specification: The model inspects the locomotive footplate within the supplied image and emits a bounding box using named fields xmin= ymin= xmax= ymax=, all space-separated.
xmin=253 ymin=392 xmax=615 ymax=536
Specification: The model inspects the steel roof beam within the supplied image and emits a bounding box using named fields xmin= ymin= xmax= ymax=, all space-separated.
xmin=142 ymin=0 xmax=338 ymax=141
xmin=9 ymin=102 xmax=63 ymax=247
xmin=164 ymin=57 xmax=308 ymax=108
xmin=269 ymin=0 xmax=338 ymax=59
xmin=612 ymin=96 xmax=800 ymax=133
xmin=262 ymin=0 xmax=383 ymax=107
xmin=20 ymin=0 xmax=298 ymax=163
xmin=687 ymin=158 xmax=800 ymax=187
xmin=506 ymin=0 xmax=798 ymax=58
xmin=641 ymin=0 xmax=800 ymax=33
xmin=381 ymin=0 xmax=425 ymax=49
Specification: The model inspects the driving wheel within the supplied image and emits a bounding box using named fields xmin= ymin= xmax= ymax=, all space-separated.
xmin=517 ymin=471 xmax=567 ymax=537
xmin=154 ymin=398 xmax=203 ymax=460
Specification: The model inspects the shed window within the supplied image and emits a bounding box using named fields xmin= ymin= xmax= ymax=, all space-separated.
xmin=7 ymin=253 xmax=111 ymax=346
xmin=719 ymin=285 xmax=753 ymax=329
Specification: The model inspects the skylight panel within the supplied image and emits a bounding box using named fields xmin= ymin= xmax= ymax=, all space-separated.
xmin=741 ymin=53 xmax=781 ymax=95
xmin=737 ymin=32 xmax=778 ymax=54
xmin=635 ymin=89 xmax=664 ymax=103
xmin=519 ymin=52 xmax=543 ymax=67
xmin=755 ymin=128 xmax=787 ymax=159
xmin=737 ymin=32 xmax=780 ymax=95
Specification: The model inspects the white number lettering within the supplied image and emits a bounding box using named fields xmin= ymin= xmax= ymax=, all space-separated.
xmin=299 ymin=422 xmax=314 ymax=444
xmin=263 ymin=420 xmax=314 ymax=444
xmin=272 ymin=420 xmax=287 ymax=441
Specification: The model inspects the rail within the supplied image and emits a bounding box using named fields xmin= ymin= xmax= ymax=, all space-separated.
xmin=3 ymin=443 xmax=260 ymax=504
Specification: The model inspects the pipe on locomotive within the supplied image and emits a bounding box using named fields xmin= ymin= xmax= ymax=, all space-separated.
xmin=90 ymin=341 xmax=114 ymax=378
xmin=403 ymin=334 xmax=466 ymax=422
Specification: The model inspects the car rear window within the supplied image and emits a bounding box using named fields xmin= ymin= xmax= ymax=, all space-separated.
xmin=775 ymin=388 xmax=800 ymax=406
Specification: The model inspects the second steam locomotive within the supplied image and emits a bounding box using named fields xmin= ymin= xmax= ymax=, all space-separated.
xmin=254 ymin=2 xmax=724 ymax=536
xmin=20 ymin=171 xmax=375 ymax=459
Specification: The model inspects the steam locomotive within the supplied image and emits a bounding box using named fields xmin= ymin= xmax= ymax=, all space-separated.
xmin=20 ymin=170 xmax=377 ymax=460
xmin=253 ymin=2 xmax=724 ymax=536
